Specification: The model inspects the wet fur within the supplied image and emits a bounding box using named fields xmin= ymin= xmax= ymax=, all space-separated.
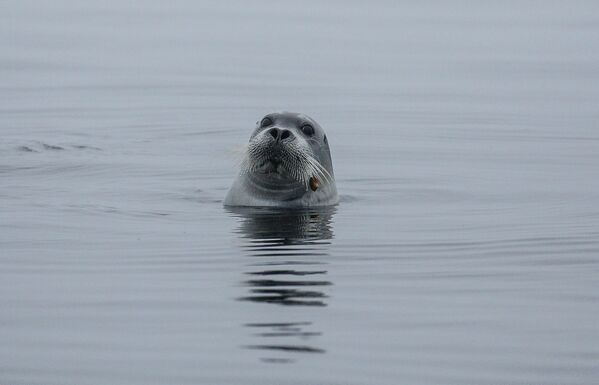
xmin=240 ymin=136 xmax=333 ymax=191
xmin=224 ymin=111 xmax=338 ymax=208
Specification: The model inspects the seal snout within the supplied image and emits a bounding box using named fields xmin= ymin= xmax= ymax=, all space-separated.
xmin=267 ymin=127 xmax=294 ymax=142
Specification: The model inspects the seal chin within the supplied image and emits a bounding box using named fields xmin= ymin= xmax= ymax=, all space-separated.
xmin=254 ymin=158 xmax=302 ymax=184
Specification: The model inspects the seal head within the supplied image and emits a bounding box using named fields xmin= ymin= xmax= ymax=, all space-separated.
xmin=224 ymin=112 xmax=338 ymax=207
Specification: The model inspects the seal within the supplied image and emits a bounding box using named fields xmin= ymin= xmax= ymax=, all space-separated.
xmin=224 ymin=111 xmax=338 ymax=208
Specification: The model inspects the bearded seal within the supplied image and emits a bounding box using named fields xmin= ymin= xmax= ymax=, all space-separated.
xmin=224 ymin=112 xmax=338 ymax=208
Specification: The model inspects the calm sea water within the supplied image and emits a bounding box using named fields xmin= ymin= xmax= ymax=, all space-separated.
xmin=2 ymin=1 xmax=599 ymax=384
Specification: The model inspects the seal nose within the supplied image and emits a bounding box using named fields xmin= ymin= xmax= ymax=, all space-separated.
xmin=268 ymin=127 xmax=292 ymax=141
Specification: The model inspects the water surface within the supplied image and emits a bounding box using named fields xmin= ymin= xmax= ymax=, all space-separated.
xmin=2 ymin=1 xmax=599 ymax=384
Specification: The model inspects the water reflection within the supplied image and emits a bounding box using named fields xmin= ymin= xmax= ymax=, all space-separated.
xmin=226 ymin=206 xmax=336 ymax=363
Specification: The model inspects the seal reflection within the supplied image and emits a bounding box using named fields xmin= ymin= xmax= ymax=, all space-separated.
xmin=226 ymin=206 xmax=336 ymax=363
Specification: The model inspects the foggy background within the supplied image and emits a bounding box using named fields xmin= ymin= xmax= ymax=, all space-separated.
xmin=2 ymin=1 xmax=599 ymax=384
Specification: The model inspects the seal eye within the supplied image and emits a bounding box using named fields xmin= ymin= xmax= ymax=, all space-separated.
xmin=260 ymin=117 xmax=273 ymax=127
xmin=301 ymin=124 xmax=314 ymax=137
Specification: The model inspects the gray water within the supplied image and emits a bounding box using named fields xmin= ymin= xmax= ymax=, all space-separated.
xmin=2 ymin=1 xmax=599 ymax=384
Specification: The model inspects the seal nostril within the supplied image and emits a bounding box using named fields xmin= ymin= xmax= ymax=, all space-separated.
xmin=280 ymin=130 xmax=290 ymax=140
xmin=268 ymin=128 xmax=278 ymax=139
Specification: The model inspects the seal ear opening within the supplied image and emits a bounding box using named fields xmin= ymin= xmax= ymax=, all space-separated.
xmin=323 ymin=135 xmax=328 ymax=144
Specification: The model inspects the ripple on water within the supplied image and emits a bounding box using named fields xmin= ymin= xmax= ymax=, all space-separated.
xmin=227 ymin=206 xmax=336 ymax=363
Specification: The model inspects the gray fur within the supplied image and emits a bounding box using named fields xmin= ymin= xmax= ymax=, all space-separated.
xmin=224 ymin=111 xmax=338 ymax=208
